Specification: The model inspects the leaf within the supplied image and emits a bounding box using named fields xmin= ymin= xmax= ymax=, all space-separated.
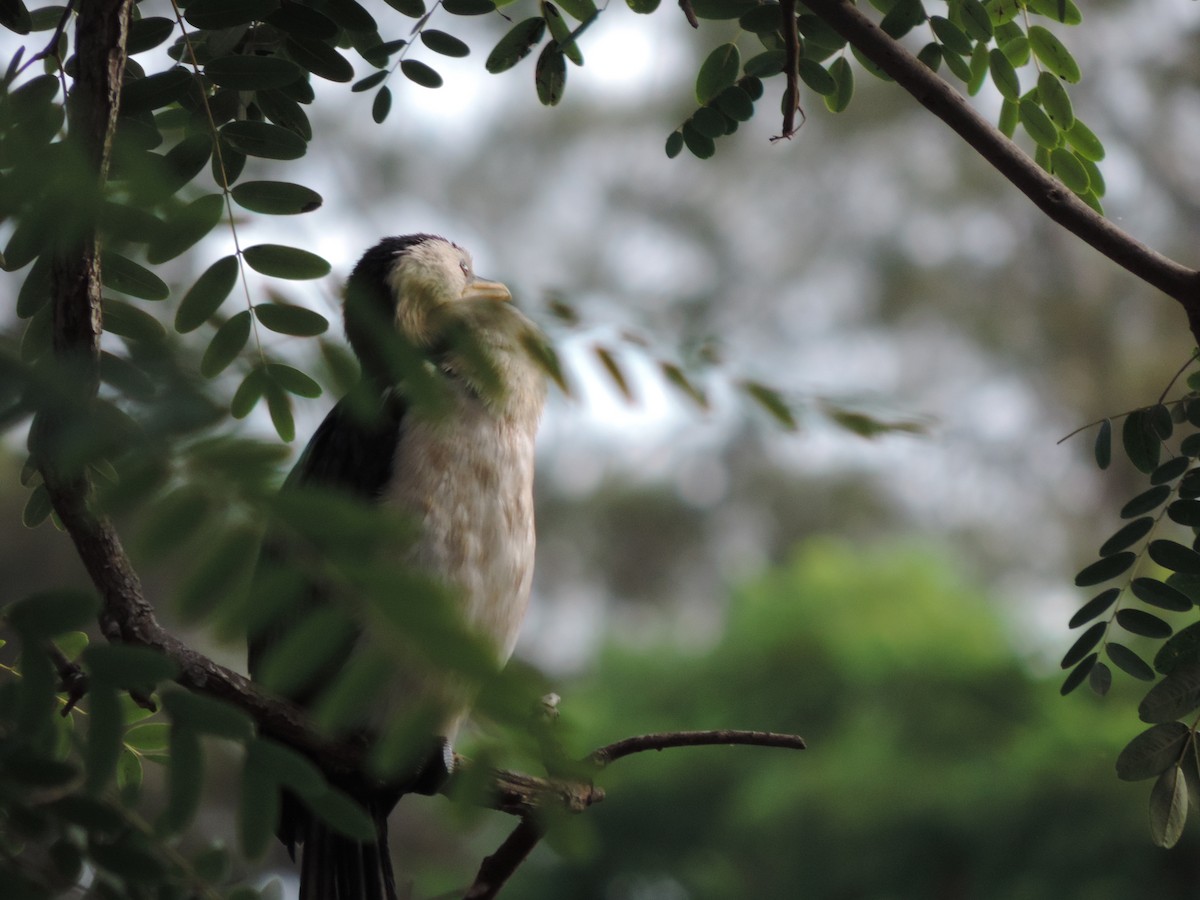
xmin=1068 ymin=587 xmax=1119 ymax=629
xmin=987 ymin=48 xmax=1020 ymax=101
xmin=267 ymin=2 xmax=338 ymax=39
xmin=1140 ymin=663 xmax=1200 ymax=723
xmin=157 ymin=725 xmax=204 ymax=835
xmin=1131 ymin=578 xmax=1193 ymax=612
xmin=176 ymin=256 xmax=239 ymax=333
xmin=243 ymin=244 xmax=331 ymax=280
xmin=542 ymin=2 xmax=583 ymax=65
xmin=959 ymin=0 xmax=993 ymax=40
xmin=1088 ymin=660 xmax=1111 ymax=696
xmin=239 ymin=752 xmax=281 ymax=859
xmin=221 ymin=120 xmax=307 ymax=160
xmin=929 ymin=16 xmax=972 ymax=55
xmin=372 ymin=87 xmax=392 ymax=123
xmin=421 ymin=30 xmax=470 ymax=57
xmin=0 ymin=0 xmax=31 ymax=34
xmin=285 ymin=36 xmax=355 ymax=83
xmin=183 ymin=0 xmax=277 ymax=29
xmin=696 ymin=43 xmax=740 ymax=106
xmin=255 ymin=607 xmax=357 ymax=695
xmin=177 ymin=523 xmax=260 ymax=621
xmin=486 ymin=17 xmax=546 ymax=73
xmin=1060 ymin=652 xmax=1096 ymax=695
xmin=1117 ymin=722 xmax=1191 ymax=781
xmin=1098 ymin=517 xmax=1153 ymax=557
xmin=715 ymin=85 xmax=754 ymax=121
xmin=1065 ymin=118 xmax=1105 ymax=162
xmin=247 ymin=738 xmax=327 ymax=798
xmin=22 ymin=484 xmax=51 ymax=528
xmin=1036 ymin=70 xmax=1074 ymax=131
xmin=84 ymin=644 xmax=179 ymax=688
xmin=442 ymin=0 xmax=495 ymax=12
xmin=1148 ymin=540 xmax=1200 ymax=576
xmin=101 ymin=252 xmax=169 ymax=301
xmin=1151 ymin=456 xmax=1191 ymax=485
xmin=148 ymin=193 xmax=226 ymax=264
xmin=535 ymin=43 xmax=567 ymax=106
xmin=105 ymin=298 xmax=167 ymax=343
xmin=1156 ymin=622 xmax=1200 ymax=675
xmin=744 ymin=49 xmax=786 ymax=78
xmin=1072 ymin=551 xmax=1135 ymax=587
xmin=121 ymin=67 xmax=193 ymax=113
xmin=798 ymin=59 xmax=837 ymax=96
xmin=1028 ymin=24 xmax=1080 ymax=82
xmin=1121 ymin=484 xmax=1172 ymax=519
xmin=1017 ymin=98 xmax=1058 ymax=150
xmin=205 ymin=55 xmax=303 ymax=90
xmin=1151 ymin=765 xmax=1189 ymax=849
xmin=1168 ymin=499 xmax=1200 ymax=527
xmin=4 ymin=589 xmax=98 ymax=636
xmin=1060 ymin=621 xmax=1105 ymax=669
xmin=825 ymin=56 xmax=854 ymax=113
xmin=84 ymin=686 xmax=123 ymax=793
xmin=352 ymin=70 xmax=389 ymax=93
xmin=254 ymin=302 xmax=329 ymax=336
xmin=201 ymin=311 xmax=252 ymax=378
xmin=306 ymin=788 xmax=377 ymax=841
xmin=124 ymin=723 xmax=170 ymax=752
xmin=1116 ymin=608 xmax=1172 ymax=640
xmin=1122 ymin=409 xmax=1162 ymax=473
xmin=400 ymin=59 xmax=443 ymax=88
xmin=742 ymin=380 xmax=797 ymax=430
xmin=54 ymin=631 xmax=89 ymax=662
xmin=266 ymin=363 xmax=322 ymax=398
xmin=383 ymin=0 xmax=427 ymax=14
xmin=163 ymin=691 xmax=254 ymax=741
xmin=1107 ymin=643 xmax=1156 ymax=681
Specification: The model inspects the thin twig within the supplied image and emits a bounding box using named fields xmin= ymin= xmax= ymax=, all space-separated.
xmin=800 ymin=0 xmax=1200 ymax=340
xmin=772 ymin=0 xmax=803 ymax=141
xmin=13 ymin=0 xmax=75 ymax=79
xmin=589 ymin=729 xmax=807 ymax=767
xmin=45 ymin=643 xmax=88 ymax=714
xmin=462 ymin=818 xmax=545 ymax=900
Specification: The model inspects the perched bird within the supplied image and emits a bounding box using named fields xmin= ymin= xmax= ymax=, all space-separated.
xmin=248 ymin=234 xmax=547 ymax=900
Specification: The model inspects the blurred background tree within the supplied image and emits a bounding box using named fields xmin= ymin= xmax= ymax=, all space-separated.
xmin=3 ymin=0 xmax=1200 ymax=897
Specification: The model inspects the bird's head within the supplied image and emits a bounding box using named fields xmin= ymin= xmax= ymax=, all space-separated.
xmin=344 ymin=234 xmax=547 ymax=411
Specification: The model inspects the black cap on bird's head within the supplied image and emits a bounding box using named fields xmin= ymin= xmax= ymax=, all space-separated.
xmin=344 ymin=234 xmax=513 ymax=385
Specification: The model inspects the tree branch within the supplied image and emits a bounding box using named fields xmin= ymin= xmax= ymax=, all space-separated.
xmin=589 ymin=728 xmax=807 ymax=767
xmin=801 ymin=0 xmax=1200 ymax=340
xmin=462 ymin=818 xmax=546 ymax=900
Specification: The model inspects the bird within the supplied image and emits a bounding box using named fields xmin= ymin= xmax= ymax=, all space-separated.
xmin=247 ymin=234 xmax=547 ymax=900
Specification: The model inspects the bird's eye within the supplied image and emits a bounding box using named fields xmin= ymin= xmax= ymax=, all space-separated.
xmin=460 ymin=261 xmax=470 ymax=278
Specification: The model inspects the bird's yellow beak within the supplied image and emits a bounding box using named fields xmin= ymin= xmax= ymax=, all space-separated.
xmin=461 ymin=278 xmax=512 ymax=303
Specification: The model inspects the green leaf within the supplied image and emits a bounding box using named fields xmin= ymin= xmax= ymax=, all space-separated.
xmin=1059 ymin=652 xmax=1096 ymax=695
xmin=824 ymin=57 xmax=854 ymax=113
xmin=1107 ymin=643 xmax=1156 ymax=681
xmin=1131 ymin=578 xmax=1193 ymax=613
xmin=1151 ymin=765 xmax=1189 ymax=848
xmin=879 ymin=0 xmax=924 ymax=37
xmin=1149 ymin=540 xmax=1200 ymax=576
xmin=1000 ymin=34 xmax=1030 ymax=66
xmin=1168 ymin=499 xmax=1200 ymax=527
xmin=1088 ymin=660 xmax=1111 ymax=696
xmin=285 ymin=36 xmax=355 ymax=83
xmin=176 ymin=256 xmax=239 ymax=333
xmin=1117 ymin=722 xmax=1191 ymax=781
xmin=1064 ymin=118 xmax=1104 ymax=161
xmin=959 ymin=0 xmax=993 ymax=40
xmin=798 ymin=59 xmax=837 ymax=96
xmin=255 ymin=607 xmax=357 ymax=695
xmin=1155 ymin=622 xmax=1200 ymax=675
xmin=231 ymin=370 xmax=266 ymax=419
xmin=101 ymin=252 xmax=169 ymax=301
xmin=177 ymin=524 xmax=260 ymax=620
xmin=255 ymin=89 xmax=314 ymax=140
xmin=1060 ymin=621 xmax=1105 ymax=669
xmin=1140 ymin=663 xmax=1200 ymax=723
xmin=243 ymin=244 xmax=331 ymax=281
xmin=997 ymin=96 xmax=1018 ymax=138
xmin=443 ymin=0 xmax=495 ymax=12
xmin=157 ymin=725 xmax=204 ymax=835
xmin=221 ymin=120 xmax=307 ymax=160
xmin=665 ymin=130 xmax=684 ymax=159
xmin=117 ymin=749 xmax=143 ymax=800
xmin=84 ymin=686 xmax=123 ymax=794
xmin=556 ymin=0 xmax=599 ymax=19
xmin=353 ymin=70 xmax=389 ymax=93
xmin=1116 ymin=608 xmax=1172 ymax=639
xmin=1050 ymin=147 xmax=1088 ymax=194
xmin=84 ymin=644 xmax=179 ymax=688
xmin=1073 ymin=551 xmax=1135 ymax=587
xmin=1099 ymin=517 xmax=1153 ymax=557
xmin=4 ymin=589 xmax=98 ymax=636
xmin=239 ymin=752 xmax=281 ymax=859
xmin=0 ymin=0 xmax=31 ymax=34
xmin=400 ymin=59 xmax=443 ymax=88
xmin=267 ymin=2 xmax=338 ymax=39
xmin=147 ymin=193 xmax=226 ymax=264
xmin=184 ymin=0 xmax=280 ymax=29
xmin=986 ymin=47 xmax=1020 ymax=100
xmin=105 ymin=298 xmax=167 ymax=343
xmin=1028 ymin=24 xmax=1080 ymax=82
xmin=254 ymin=302 xmax=329 ymax=335
xmin=205 ymin=55 xmax=303 ymax=90
xmin=1017 ymin=98 xmax=1059 ymax=150
xmin=265 ymin=363 xmax=322 ymax=398
xmin=535 ymin=44 xmax=567 ymax=106
xmin=741 ymin=380 xmax=797 ymax=430
xmin=372 ymin=86 xmax=392 ymax=123
xmin=247 ymin=738 xmax=327 ymax=798
xmin=306 ymin=788 xmax=377 ymax=841
xmin=486 ymin=17 xmax=547 ymax=73
xmin=54 ymin=631 xmax=89 ymax=662
xmin=1068 ymin=587 xmax=1119 ymax=629
xmin=542 ymin=3 xmax=583 ymax=65
xmin=1121 ymin=484 xmax=1172 ymax=519
xmin=696 ymin=43 xmax=740 ymax=106
xmin=124 ymin=723 xmax=170 ymax=752
xmin=929 ymin=15 xmax=972 ymax=55
xmin=201 ymin=311 xmax=252 ymax=378
xmin=421 ymin=29 xmax=471 ymax=58
xmin=1027 ymin=0 xmax=1081 ymax=24
xmin=1093 ymin=417 xmax=1112 ymax=469
xmin=689 ymin=107 xmax=727 ymax=139
xmin=22 ymin=484 xmax=51 ymax=528
xmin=121 ymin=67 xmax=193 ymax=113
xmin=163 ymin=691 xmax=254 ymax=741
xmin=383 ymin=0 xmax=426 ymax=15
xmin=1123 ymin=409 xmax=1162 ymax=474
xmin=715 ymin=85 xmax=754 ymax=121
xmin=1152 ymin=456 xmax=1191 ymax=486
xmin=1036 ymin=70 xmax=1074 ymax=129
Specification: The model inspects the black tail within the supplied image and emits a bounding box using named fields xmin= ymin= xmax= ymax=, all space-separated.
xmin=295 ymin=801 xmax=398 ymax=900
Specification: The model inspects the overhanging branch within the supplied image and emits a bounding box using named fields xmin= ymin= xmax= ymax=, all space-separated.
xmin=801 ymin=0 xmax=1200 ymax=339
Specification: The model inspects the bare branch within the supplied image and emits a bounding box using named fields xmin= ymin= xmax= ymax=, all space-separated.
xmin=462 ymin=818 xmax=545 ymax=900
xmin=801 ymin=0 xmax=1200 ymax=339
xmin=774 ymin=0 xmax=803 ymax=141
xmin=589 ymin=729 xmax=807 ymax=768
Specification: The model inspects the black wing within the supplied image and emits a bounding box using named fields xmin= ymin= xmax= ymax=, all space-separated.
xmin=286 ymin=392 xmax=407 ymax=496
